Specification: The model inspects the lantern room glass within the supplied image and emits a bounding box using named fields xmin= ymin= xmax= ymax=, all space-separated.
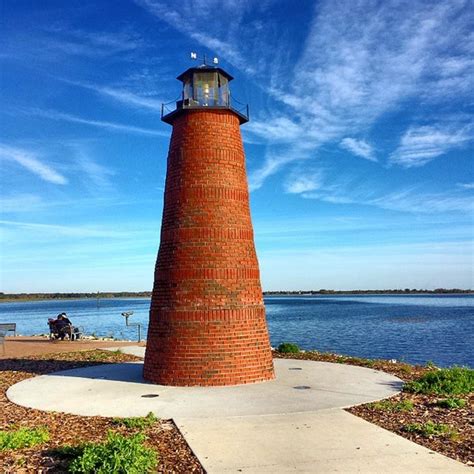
xmin=182 ymin=71 xmax=230 ymax=107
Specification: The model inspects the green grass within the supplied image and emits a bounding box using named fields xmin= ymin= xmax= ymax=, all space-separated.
xmin=404 ymin=367 xmax=474 ymax=395
xmin=0 ymin=427 xmax=50 ymax=450
xmin=86 ymin=351 xmax=110 ymax=361
xmin=278 ymin=342 xmax=300 ymax=353
xmin=435 ymin=397 xmax=466 ymax=409
xmin=68 ymin=431 xmax=158 ymax=473
xmin=369 ymin=399 xmax=414 ymax=412
xmin=403 ymin=421 xmax=457 ymax=439
xmin=112 ymin=412 xmax=158 ymax=430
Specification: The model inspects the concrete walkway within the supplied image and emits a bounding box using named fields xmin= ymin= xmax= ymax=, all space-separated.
xmin=6 ymin=347 xmax=470 ymax=473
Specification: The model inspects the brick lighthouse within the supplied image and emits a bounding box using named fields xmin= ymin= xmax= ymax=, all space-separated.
xmin=143 ymin=56 xmax=275 ymax=386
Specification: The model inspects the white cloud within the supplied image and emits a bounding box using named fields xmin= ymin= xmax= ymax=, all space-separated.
xmin=27 ymin=108 xmax=167 ymax=137
xmin=285 ymin=170 xmax=323 ymax=194
xmin=390 ymin=124 xmax=472 ymax=168
xmin=0 ymin=194 xmax=44 ymax=213
xmin=134 ymin=0 xmax=258 ymax=75
xmin=76 ymin=152 xmax=115 ymax=189
xmin=0 ymin=220 xmax=129 ymax=239
xmin=0 ymin=144 xmax=67 ymax=184
xmin=302 ymin=184 xmax=474 ymax=214
xmin=457 ymin=182 xmax=474 ymax=190
xmin=340 ymin=138 xmax=376 ymax=162
xmin=248 ymin=0 xmax=474 ymax=187
xmin=60 ymin=78 xmax=163 ymax=113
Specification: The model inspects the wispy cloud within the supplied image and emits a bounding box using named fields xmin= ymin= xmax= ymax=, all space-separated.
xmin=390 ymin=124 xmax=473 ymax=168
xmin=0 ymin=194 xmax=44 ymax=213
xmin=302 ymin=185 xmax=474 ymax=214
xmin=75 ymin=151 xmax=115 ymax=189
xmin=246 ymin=0 xmax=474 ymax=187
xmin=41 ymin=26 xmax=144 ymax=58
xmin=284 ymin=170 xmax=323 ymax=194
xmin=26 ymin=108 xmax=167 ymax=137
xmin=134 ymin=0 xmax=260 ymax=75
xmin=0 ymin=144 xmax=67 ymax=184
xmin=457 ymin=182 xmax=474 ymax=190
xmin=0 ymin=220 xmax=129 ymax=239
xmin=60 ymin=78 xmax=163 ymax=113
xmin=340 ymin=138 xmax=376 ymax=162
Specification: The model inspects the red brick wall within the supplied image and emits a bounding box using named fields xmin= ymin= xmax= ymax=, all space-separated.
xmin=143 ymin=109 xmax=275 ymax=386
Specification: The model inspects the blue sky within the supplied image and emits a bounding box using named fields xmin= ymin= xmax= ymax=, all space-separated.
xmin=1 ymin=0 xmax=473 ymax=292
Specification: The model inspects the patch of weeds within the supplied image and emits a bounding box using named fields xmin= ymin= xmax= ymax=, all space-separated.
xmin=404 ymin=366 xmax=474 ymax=395
xmin=369 ymin=399 xmax=414 ymax=412
xmin=86 ymin=351 xmax=110 ymax=362
xmin=0 ymin=427 xmax=50 ymax=450
xmin=399 ymin=364 xmax=413 ymax=375
xmin=112 ymin=412 xmax=158 ymax=430
xmin=68 ymin=431 xmax=158 ymax=473
xmin=435 ymin=397 xmax=466 ymax=409
xmin=349 ymin=357 xmax=376 ymax=368
xmin=278 ymin=342 xmax=300 ymax=353
xmin=403 ymin=421 xmax=457 ymax=439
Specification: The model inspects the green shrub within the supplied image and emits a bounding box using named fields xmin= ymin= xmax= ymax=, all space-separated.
xmin=404 ymin=367 xmax=474 ymax=395
xmin=278 ymin=342 xmax=300 ymax=353
xmin=112 ymin=412 xmax=158 ymax=430
xmin=403 ymin=421 xmax=456 ymax=438
xmin=435 ymin=397 xmax=466 ymax=409
xmin=0 ymin=427 xmax=49 ymax=450
xmin=69 ymin=431 xmax=157 ymax=473
xmin=369 ymin=399 xmax=414 ymax=412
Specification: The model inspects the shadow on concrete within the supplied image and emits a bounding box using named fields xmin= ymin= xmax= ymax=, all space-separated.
xmin=45 ymin=362 xmax=149 ymax=384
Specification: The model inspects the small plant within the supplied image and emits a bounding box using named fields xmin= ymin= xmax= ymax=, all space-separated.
xmin=403 ymin=421 xmax=457 ymax=438
xmin=369 ymin=399 xmax=414 ymax=412
xmin=87 ymin=351 xmax=110 ymax=362
xmin=0 ymin=427 xmax=49 ymax=450
xmin=278 ymin=342 xmax=300 ymax=353
xmin=69 ymin=431 xmax=158 ymax=473
xmin=425 ymin=360 xmax=437 ymax=369
xmin=435 ymin=397 xmax=466 ymax=409
xmin=399 ymin=364 xmax=413 ymax=375
xmin=404 ymin=366 xmax=473 ymax=395
xmin=112 ymin=412 xmax=158 ymax=430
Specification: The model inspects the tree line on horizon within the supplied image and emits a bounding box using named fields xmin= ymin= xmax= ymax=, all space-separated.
xmin=0 ymin=288 xmax=472 ymax=301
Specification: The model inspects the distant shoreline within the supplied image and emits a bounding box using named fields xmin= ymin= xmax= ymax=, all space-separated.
xmin=1 ymin=289 xmax=472 ymax=303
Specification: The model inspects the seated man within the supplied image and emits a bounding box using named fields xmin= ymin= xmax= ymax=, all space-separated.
xmin=49 ymin=314 xmax=72 ymax=340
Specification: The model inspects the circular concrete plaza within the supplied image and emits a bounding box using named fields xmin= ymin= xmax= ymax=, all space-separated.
xmin=7 ymin=355 xmax=403 ymax=418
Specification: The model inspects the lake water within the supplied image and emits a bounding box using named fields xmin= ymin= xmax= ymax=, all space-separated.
xmin=1 ymin=295 xmax=472 ymax=367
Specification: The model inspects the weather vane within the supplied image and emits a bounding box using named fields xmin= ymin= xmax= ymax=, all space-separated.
xmin=190 ymin=51 xmax=219 ymax=66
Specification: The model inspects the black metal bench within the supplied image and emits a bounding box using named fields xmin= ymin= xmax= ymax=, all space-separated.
xmin=48 ymin=322 xmax=84 ymax=341
xmin=0 ymin=323 xmax=16 ymax=337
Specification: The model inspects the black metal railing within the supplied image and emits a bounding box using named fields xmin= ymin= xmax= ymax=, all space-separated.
xmin=161 ymin=93 xmax=249 ymax=122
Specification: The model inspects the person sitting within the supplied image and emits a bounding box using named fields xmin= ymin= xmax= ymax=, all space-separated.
xmin=49 ymin=313 xmax=73 ymax=340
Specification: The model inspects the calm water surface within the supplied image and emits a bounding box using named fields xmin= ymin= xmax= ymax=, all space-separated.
xmin=0 ymin=295 xmax=472 ymax=367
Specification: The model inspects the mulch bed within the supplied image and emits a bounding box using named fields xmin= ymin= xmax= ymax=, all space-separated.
xmin=1 ymin=349 xmax=472 ymax=471
xmin=0 ymin=351 xmax=204 ymax=473
xmin=274 ymin=350 xmax=473 ymax=466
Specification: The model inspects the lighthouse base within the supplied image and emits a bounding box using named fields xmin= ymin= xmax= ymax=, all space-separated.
xmin=143 ymin=307 xmax=275 ymax=386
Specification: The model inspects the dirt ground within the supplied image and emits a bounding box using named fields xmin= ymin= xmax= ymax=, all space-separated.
xmin=0 ymin=336 xmax=145 ymax=360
